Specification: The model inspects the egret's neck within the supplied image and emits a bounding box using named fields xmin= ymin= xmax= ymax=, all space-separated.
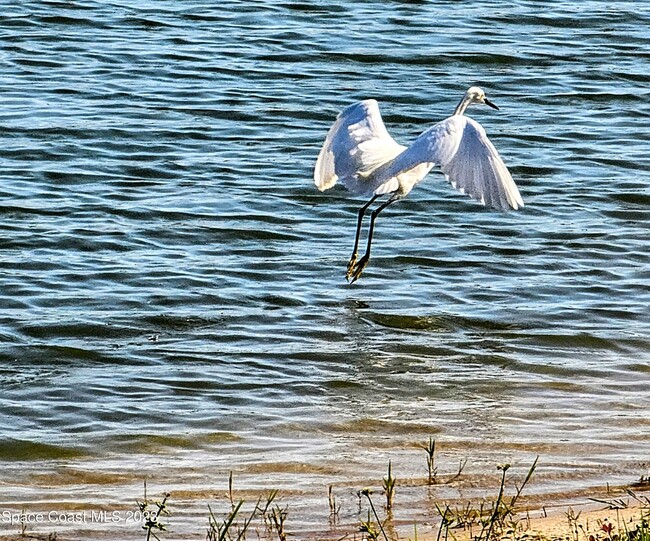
xmin=453 ymin=95 xmax=472 ymax=116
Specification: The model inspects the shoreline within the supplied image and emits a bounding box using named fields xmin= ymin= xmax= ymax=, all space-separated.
xmin=1 ymin=474 xmax=647 ymax=541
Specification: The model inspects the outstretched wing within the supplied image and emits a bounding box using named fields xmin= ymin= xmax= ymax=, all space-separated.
xmin=314 ymin=100 xmax=406 ymax=195
xmin=370 ymin=115 xmax=524 ymax=211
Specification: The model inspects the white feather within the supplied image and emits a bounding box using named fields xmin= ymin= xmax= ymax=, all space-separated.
xmin=314 ymin=93 xmax=524 ymax=211
xmin=314 ymin=100 xmax=406 ymax=195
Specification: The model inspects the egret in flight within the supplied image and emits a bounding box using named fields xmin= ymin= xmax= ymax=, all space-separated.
xmin=314 ymin=86 xmax=524 ymax=284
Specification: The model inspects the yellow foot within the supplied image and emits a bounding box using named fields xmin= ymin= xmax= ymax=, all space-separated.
xmin=345 ymin=254 xmax=358 ymax=281
xmin=347 ymin=256 xmax=369 ymax=284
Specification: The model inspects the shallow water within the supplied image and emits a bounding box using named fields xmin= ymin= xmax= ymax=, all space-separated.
xmin=1 ymin=0 xmax=649 ymax=539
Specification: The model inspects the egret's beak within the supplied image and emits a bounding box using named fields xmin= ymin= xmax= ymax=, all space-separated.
xmin=484 ymin=97 xmax=499 ymax=110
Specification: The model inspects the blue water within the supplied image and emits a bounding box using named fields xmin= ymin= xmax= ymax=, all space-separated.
xmin=1 ymin=1 xmax=649 ymax=539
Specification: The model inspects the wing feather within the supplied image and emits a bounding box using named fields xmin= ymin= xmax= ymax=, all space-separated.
xmin=369 ymin=115 xmax=524 ymax=211
xmin=314 ymin=100 xmax=406 ymax=195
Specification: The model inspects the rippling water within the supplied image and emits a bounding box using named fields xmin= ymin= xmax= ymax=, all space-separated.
xmin=1 ymin=0 xmax=649 ymax=539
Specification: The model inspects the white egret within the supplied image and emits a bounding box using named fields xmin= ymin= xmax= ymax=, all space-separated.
xmin=314 ymin=86 xmax=524 ymax=284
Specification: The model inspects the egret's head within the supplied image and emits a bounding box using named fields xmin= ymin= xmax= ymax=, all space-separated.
xmin=454 ymin=86 xmax=499 ymax=116
xmin=466 ymin=86 xmax=499 ymax=110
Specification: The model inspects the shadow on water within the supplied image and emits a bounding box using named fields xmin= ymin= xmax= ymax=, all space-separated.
xmin=357 ymin=307 xmax=525 ymax=334
xmin=339 ymin=298 xmax=644 ymax=381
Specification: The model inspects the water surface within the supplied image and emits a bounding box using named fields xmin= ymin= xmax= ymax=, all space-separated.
xmin=1 ymin=1 xmax=649 ymax=539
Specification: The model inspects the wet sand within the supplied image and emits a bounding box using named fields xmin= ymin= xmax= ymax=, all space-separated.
xmin=1 ymin=476 xmax=647 ymax=541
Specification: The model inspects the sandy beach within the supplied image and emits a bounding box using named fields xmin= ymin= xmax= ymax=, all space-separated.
xmin=1 ymin=474 xmax=647 ymax=541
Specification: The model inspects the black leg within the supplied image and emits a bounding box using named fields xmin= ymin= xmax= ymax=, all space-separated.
xmin=348 ymin=196 xmax=399 ymax=284
xmin=346 ymin=194 xmax=381 ymax=279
